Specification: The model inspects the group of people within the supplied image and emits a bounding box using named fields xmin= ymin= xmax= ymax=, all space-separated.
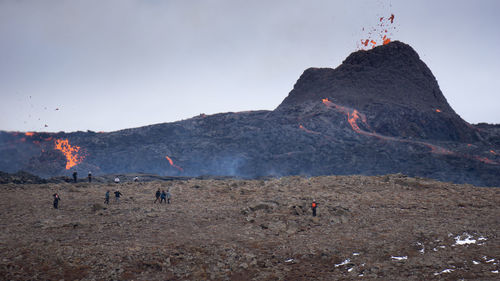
xmin=104 ymin=190 xmax=122 ymax=204
xmin=72 ymin=171 xmax=93 ymax=183
xmin=72 ymin=171 xmax=140 ymax=184
xmin=154 ymin=188 xmax=171 ymax=204
xmin=52 ymin=188 xmax=173 ymax=209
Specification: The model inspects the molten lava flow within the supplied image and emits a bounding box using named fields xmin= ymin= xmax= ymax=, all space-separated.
xmin=322 ymin=98 xmax=372 ymax=134
xmin=165 ymin=156 xmax=183 ymax=172
xmin=321 ymin=99 xmax=500 ymax=164
xmin=54 ymin=139 xmax=85 ymax=170
xmin=322 ymin=98 xmax=454 ymax=155
xmin=299 ymin=124 xmax=321 ymax=135
xmin=435 ymin=109 xmax=441 ymax=113
xmin=474 ymin=156 xmax=497 ymax=165
xmin=25 ymin=132 xmax=35 ymax=136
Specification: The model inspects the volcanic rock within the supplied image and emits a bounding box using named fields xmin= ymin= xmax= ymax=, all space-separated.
xmin=0 ymin=41 xmax=499 ymax=186
xmin=276 ymin=41 xmax=477 ymax=142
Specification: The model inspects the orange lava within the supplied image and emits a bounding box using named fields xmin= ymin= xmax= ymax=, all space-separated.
xmin=322 ymin=99 xmax=453 ymax=156
xmin=321 ymin=99 xmax=500 ymax=164
xmin=382 ymin=35 xmax=391 ymax=45
xmin=435 ymin=109 xmax=441 ymax=113
xmin=25 ymin=132 xmax=35 ymax=136
xmin=54 ymin=139 xmax=85 ymax=170
xmin=165 ymin=156 xmax=183 ymax=172
xmin=299 ymin=124 xmax=321 ymax=135
xmin=359 ymin=14 xmax=396 ymax=50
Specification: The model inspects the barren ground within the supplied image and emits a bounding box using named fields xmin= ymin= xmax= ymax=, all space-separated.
xmin=1 ymin=174 xmax=499 ymax=280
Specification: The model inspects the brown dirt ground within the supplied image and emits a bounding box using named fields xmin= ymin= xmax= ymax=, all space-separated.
xmin=0 ymin=174 xmax=499 ymax=280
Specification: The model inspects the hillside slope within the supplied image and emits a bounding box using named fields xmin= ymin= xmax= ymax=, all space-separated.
xmin=0 ymin=41 xmax=499 ymax=186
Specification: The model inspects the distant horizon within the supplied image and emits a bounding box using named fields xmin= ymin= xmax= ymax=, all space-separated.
xmin=2 ymin=0 xmax=499 ymax=132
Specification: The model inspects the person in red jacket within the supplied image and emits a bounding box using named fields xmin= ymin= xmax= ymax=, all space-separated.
xmin=311 ymin=200 xmax=318 ymax=217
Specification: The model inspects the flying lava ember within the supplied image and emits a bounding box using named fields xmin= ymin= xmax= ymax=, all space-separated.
xmin=358 ymin=14 xmax=396 ymax=50
xmin=54 ymin=139 xmax=85 ymax=170
xmin=165 ymin=156 xmax=183 ymax=172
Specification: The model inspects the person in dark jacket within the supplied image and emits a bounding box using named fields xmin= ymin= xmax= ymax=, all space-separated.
xmin=53 ymin=193 xmax=61 ymax=209
xmin=104 ymin=190 xmax=110 ymax=204
xmin=88 ymin=171 xmax=92 ymax=183
xmin=160 ymin=190 xmax=167 ymax=204
xmin=114 ymin=190 xmax=122 ymax=203
xmin=72 ymin=171 xmax=77 ymax=183
xmin=154 ymin=188 xmax=161 ymax=203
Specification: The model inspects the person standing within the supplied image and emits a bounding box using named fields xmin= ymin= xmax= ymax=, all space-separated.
xmin=88 ymin=171 xmax=92 ymax=183
xmin=114 ymin=190 xmax=122 ymax=203
xmin=114 ymin=177 xmax=120 ymax=184
xmin=154 ymin=188 xmax=161 ymax=203
xmin=311 ymin=200 xmax=318 ymax=217
xmin=72 ymin=171 xmax=77 ymax=183
xmin=53 ymin=193 xmax=61 ymax=209
xmin=160 ymin=190 xmax=167 ymax=204
xmin=166 ymin=189 xmax=171 ymax=204
xmin=104 ymin=190 xmax=110 ymax=204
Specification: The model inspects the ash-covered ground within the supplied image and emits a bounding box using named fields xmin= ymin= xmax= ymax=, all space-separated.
xmin=1 ymin=175 xmax=499 ymax=280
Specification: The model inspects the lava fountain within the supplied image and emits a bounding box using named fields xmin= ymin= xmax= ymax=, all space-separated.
xmin=54 ymin=139 xmax=85 ymax=170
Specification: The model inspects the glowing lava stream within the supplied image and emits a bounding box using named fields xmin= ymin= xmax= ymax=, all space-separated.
xmin=54 ymin=139 xmax=85 ymax=170
xmin=321 ymin=98 xmax=471 ymax=157
xmin=165 ymin=156 xmax=183 ymax=172
xmin=299 ymin=124 xmax=321 ymax=135
xmin=322 ymin=98 xmax=500 ymax=165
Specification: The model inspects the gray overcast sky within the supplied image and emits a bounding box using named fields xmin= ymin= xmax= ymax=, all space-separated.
xmin=1 ymin=0 xmax=499 ymax=132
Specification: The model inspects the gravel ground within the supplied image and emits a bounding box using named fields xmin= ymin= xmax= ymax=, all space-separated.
xmin=0 ymin=174 xmax=499 ymax=280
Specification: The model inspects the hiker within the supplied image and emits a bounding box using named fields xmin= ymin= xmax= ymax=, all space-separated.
xmin=104 ymin=190 xmax=110 ymax=204
xmin=311 ymin=200 xmax=318 ymax=217
xmin=114 ymin=190 xmax=122 ymax=203
xmin=88 ymin=171 xmax=92 ymax=183
xmin=53 ymin=193 xmax=61 ymax=209
xmin=114 ymin=177 xmax=120 ymax=183
xmin=72 ymin=171 xmax=77 ymax=183
xmin=166 ymin=189 xmax=171 ymax=204
xmin=154 ymin=188 xmax=161 ymax=203
xmin=160 ymin=190 xmax=167 ymax=203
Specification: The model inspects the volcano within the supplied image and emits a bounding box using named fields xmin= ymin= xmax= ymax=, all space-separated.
xmin=1 ymin=41 xmax=499 ymax=186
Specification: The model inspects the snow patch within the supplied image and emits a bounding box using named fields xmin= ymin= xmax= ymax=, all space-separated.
xmin=391 ymin=256 xmax=408 ymax=261
xmin=348 ymin=267 xmax=354 ymax=272
xmin=285 ymin=258 xmax=294 ymax=263
xmin=434 ymin=269 xmax=454 ymax=275
xmin=416 ymin=242 xmax=425 ymax=253
xmin=453 ymin=233 xmax=476 ymax=246
xmin=352 ymin=252 xmax=360 ymax=256
xmin=492 ymin=270 xmax=499 ymax=274
xmin=335 ymin=258 xmax=350 ymax=267
xmin=485 ymin=259 xmax=495 ymax=263
xmin=472 ymin=260 xmax=480 ymax=265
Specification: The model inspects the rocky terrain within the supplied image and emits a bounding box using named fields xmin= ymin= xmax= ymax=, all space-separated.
xmin=1 ymin=175 xmax=499 ymax=280
xmin=0 ymin=41 xmax=499 ymax=186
